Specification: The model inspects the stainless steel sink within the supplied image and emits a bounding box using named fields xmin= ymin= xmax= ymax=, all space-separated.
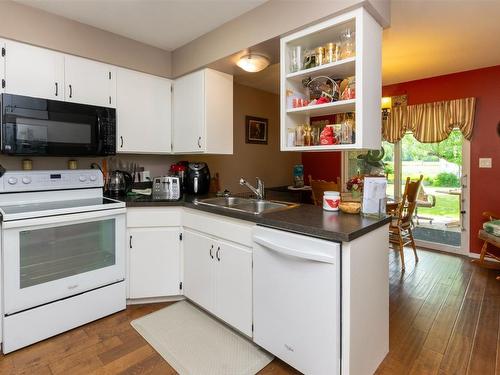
xmin=194 ymin=197 xmax=298 ymax=215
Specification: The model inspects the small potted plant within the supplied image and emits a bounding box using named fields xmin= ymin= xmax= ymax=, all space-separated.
xmin=346 ymin=176 xmax=363 ymax=199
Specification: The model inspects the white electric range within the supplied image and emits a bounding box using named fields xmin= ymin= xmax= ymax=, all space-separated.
xmin=0 ymin=169 xmax=126 ymax=353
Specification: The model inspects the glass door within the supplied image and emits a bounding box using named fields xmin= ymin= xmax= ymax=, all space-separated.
xmin=3 ymin=210 xmax=125 ymax=315
xmin=397 ymin=129 xmax=469 ymax=254
xmin=342 ymin=129 xmax=469 ymax=255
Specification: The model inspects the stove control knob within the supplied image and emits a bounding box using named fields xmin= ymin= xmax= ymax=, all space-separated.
xmin=89 ymin=175 xmax=97 ymax=181
xmin=79 ymin=175 xmax=88 ymax=182
xmin=7 ymin=177 xmax=18 ymax=185
xmin=22 ymin=177 xmax=32 ymax=184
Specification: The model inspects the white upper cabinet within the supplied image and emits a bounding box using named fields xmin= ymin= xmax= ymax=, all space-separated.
xmin=0 ymin=39 xmax=5 ymax=93
xmin=116 ymin=68 xmax=172 ymax=153
xmin=3 ymin=41 xmax=64 ymax=100
xmin=2 ymin=39 xmax=116 ymax=107
xmin=280 ymin=7 xmax=382 ymax=151
xmin=65 ymin=55 xmax=116 ymax=108
xmin=173 ymin=68 xmax=233 ymax=154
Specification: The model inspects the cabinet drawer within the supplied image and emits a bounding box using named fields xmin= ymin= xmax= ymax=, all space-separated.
xmin=127 ymin=207 xmax=182 ymax=227
xmin=183 ymin=208 xmax=254 ymax=247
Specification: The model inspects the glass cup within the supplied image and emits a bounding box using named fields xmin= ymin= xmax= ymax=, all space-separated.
xmin=289 ymin=46 xmax=303 ymax=73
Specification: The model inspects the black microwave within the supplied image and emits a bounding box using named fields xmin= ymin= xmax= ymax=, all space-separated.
xmin=0 ymin=94 xmax=116 ymax=156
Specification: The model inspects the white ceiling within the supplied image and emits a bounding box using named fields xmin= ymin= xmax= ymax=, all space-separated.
xmin=15 ymin=0 xmax=500 ymax=89
xmin=15 ymin=0 xmax=267 ymax=51
xmin=382 ymin=0 xmax=500 ymax=85
xmin=231 ymin=0 xmax=500 ymax=93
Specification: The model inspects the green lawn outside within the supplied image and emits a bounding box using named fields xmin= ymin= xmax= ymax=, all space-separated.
xmin=387 ymin=185 xmax=460 ymax=220
xmin=418 ymin=192 xmax=460 ymax=220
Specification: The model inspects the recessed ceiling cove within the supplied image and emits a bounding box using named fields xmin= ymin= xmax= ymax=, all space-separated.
xmin=14 ymin=0 xmax=268 ymax=51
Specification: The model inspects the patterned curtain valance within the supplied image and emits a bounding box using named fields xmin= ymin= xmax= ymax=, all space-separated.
xmin=382 ymin=97 xmax=476 ymax=143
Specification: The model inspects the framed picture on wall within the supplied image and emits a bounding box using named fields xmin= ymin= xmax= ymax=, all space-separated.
xmin=245 ymin=116 xmax=268 ymax=144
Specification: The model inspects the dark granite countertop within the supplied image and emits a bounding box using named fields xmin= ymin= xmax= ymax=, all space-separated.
xmin=119 ymin=193 xmax=390 ymax=242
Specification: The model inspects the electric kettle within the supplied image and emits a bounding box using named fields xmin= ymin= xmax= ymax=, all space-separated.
xmin=107 ymin=170 xmax=133 ymax=196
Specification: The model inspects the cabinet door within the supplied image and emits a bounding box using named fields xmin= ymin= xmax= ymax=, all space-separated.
xmin=183 ymin=229 xmax=214 ymax=311
xmin=204 ymin=69 xmax=233 ymax=154
xmin=128 ymin=227 xmax=181 ymax=299
xmin=0 ymin=39 xmax=5 ymax=94
xmin=116 ymin=68 xmax=171 ymax=153
xmin=172 ymin=70 xmax=205 ymax=153
xmin=215 ymin=240 xmax=253 ymax=336
xmin=65 ymin=55 xmax=116 ymax=107
xmin=4 ymin=40 xmax=64 ymax=100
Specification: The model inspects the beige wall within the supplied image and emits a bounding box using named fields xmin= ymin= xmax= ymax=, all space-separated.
xmin=0 ymin=154 xmax=176 ymax=178
xmin=172 ymin=0 xmax=390 ymax=77
xmin=0 ymin=0 xmax=171 ymax=77
xmin=0 ymin=84 xmax=299 ymax=192
xmin=187 ymin=83 xmax=301 ymax=193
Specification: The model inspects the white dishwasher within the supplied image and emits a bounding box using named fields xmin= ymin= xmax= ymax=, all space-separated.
xmin=252 ymin=226 xmax=341 ymax=375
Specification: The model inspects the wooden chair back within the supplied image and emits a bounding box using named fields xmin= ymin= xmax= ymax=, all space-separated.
xmin=483 ymin=211 xmax=500 ymax=221
xmin=396 ymin=175 xmax=423 ymax=227
xmin=308 ymin=175 xmax=341 ymax=206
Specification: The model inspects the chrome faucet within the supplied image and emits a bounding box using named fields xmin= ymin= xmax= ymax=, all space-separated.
xmin=240 ymin=177 xmax=265 ymax=200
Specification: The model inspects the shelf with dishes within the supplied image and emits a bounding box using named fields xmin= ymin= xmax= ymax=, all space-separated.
xmin=287 ymin=99 xmax=355 ymax=116
xmin=284 ymin=112 xmax=357 ymax=150
xmin=280 ymin=7 xmax=382 ymax=151
xmin=285 ymin=73 xmax=356 ymax=115
xmin=286 ymin=57 xmax=355 ymax=82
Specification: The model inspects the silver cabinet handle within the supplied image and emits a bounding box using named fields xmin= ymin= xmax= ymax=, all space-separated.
xmin=55 ymin=82 xmax=58 ymax=97
xmin=197 ymin=136 xmax=202 ymax=148
xmin=216 ymin=246 xmax=221 ymax=261
xmin=69 ymin=84 xmax=73 ymax=98
xmin=209 ymin=244 xmax=214 ymax=259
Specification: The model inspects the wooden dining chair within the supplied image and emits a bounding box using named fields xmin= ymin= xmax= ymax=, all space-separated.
xmin=308 ymin=175 xmax=341 ymax=206
xmin=472 ymin=211 xmax=500 ymax=281
xmin=389 ymin=175 xmax=423 ymax=271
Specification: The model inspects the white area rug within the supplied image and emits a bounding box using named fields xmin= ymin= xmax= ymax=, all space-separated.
xmin=131 ymin=301 xmax=273 ymax=375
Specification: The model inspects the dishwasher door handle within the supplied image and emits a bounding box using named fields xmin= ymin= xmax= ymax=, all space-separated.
xmin=253 ymin=235 xmax=336 ymax=264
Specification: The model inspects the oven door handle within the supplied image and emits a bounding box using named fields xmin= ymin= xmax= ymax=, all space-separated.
xmin=2 ymin=208 xmax=126 ymax=229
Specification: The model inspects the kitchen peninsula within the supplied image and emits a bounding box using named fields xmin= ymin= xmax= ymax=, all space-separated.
xmin=123 ymin=194 xmax=390 ymax=374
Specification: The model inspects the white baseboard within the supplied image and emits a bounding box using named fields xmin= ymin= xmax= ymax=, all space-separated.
xmin=468 ymin=252 xmax=500 ymax=263
xmin=127 ymin=295 xmax=185 ymax=305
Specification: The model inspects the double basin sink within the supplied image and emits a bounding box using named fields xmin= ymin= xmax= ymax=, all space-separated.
xmin=194 ymin=196 xmax=298 ymax=215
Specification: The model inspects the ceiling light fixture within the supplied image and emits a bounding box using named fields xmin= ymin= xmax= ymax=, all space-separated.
xmin=236 ymin=53 xmax=270 ymax=73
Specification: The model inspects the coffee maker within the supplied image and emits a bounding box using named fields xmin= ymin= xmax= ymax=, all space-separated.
xmin=186 ymin=162 xmax=210 ymax=195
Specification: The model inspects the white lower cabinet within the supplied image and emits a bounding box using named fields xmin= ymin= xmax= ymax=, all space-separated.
xmin=127 ymin=227 xmax=182 ymax=299
xmin=183 ymin=228 xmax=252 ymax=336
xmin=183 ymin=228 xmax=214 ymax=311
xmin=215 ymin=239 xmax=253 ymax=336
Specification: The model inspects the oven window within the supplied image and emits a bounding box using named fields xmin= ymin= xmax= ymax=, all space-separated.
xmin=19 ymin=219 xmax=116 ymax=288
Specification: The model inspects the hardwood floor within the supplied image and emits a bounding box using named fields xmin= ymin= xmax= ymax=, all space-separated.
xmin=0 ymin=247 xmax=498 ymax=374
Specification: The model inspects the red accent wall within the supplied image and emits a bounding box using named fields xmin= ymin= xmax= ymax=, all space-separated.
xmin=302 ymin=65 xmax=500 ymax=253
xmin=302 ymin=151 xmax=342 ymax=182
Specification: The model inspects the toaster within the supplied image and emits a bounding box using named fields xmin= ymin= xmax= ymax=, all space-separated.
xmin=152 ymin=176 xmax=182 ymax=200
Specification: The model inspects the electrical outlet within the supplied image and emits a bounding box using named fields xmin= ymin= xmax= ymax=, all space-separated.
xmin=479 ymin=158 xmax=492 ymax=168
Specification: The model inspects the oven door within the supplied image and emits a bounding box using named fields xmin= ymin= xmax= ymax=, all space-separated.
xmin=2 ymin=208 xmax=126 ymax=315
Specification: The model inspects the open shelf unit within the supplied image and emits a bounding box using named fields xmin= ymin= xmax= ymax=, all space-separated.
xmin=280 ymin=7 xmax=382 ymax=151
